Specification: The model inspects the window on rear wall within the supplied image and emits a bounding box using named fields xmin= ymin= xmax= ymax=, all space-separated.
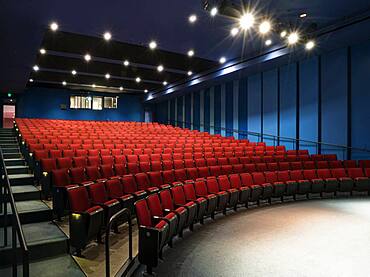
xmin=104 ymin=97 xmax=118 ymax=109
xmin=92 ymin=97 xmax=103 ymax=110
xmin=70 ymin=96 xmax=92 ymax=109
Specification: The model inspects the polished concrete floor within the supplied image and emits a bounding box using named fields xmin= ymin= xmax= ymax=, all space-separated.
xmin=135 ymin=197 xmax=370 ymax=277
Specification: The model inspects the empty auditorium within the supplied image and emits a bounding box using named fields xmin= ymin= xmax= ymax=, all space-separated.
xmin=2 ymin=1 xmax=370 ymax=276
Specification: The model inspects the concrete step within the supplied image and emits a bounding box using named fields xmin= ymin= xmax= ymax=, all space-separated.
xmin=3 ymin=152 xmax=23 ymax=159
xmin=2 ymin=148 xmax=20 ymax=154
xmin=4 ymin=158 xmax=26 ymax=166
xmin=8 ymin=173 xmax=34 ymax=186
xmin=0 ymin=143 xmax=19 ymax=148
xmin=0 ymin=254 xmax=86 ymax=277
xmin=0 ymin=200 xmax=53 ymax=226
xmin=11 ymin=185 xmax=40 ymax=201
xmin=7 ymin=165 xmax=29 ymax=175
xmin=0 ymin=222 xmax=69 ymax=266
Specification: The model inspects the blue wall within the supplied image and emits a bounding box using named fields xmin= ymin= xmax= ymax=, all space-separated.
xmin=154 ymin=38 xmax=370 ymax=160
xmin=17 ymin=87 xmax=144 ymax=121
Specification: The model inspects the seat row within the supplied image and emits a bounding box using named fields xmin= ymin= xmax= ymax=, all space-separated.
xmin=40 ymin=158 xmax=356 ymax=196
xmin=51 ymin=165 xmax=370 ymax=219
xmin=134 ymin=170 xmax=370 ymax=273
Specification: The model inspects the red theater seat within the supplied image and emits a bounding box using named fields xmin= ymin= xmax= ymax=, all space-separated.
xmin=174 ymin=169 xmax=188 ymax=182
xmin=69 ymin=167 xmax=89 ymax=185
xmin=67 ymin=186 xmax=104 ymax=254
xmin=240 ymin=173 xmax=262 ymax=202
xmin=331 ymin=168 xmax=353 ymax=192
xmin=264 ymin=171 xmax=286 ymax=198
xmin=251 ymin=172 xmax=273 ymax=201
xmin=205 ymin=177 xmax=229 ymax=213
xmin=171 ymin=184 xmax=197 ymax=228
xmin=193 ymin=179 xmax=217 ymax=218
xmin=217 ymin=175 xmax=239 ymax=209
xmin=135 ymin=173 xmax=159 ymax=193
xmin=88 ymin=182 xmax=121 ymax=226
xmin=289 ymin=170 xmax=311 ymax=196
xmin=228 ymin=174 xmax=250 ymax=207
xmin=347 ymin=168 xmax=370 ymax=192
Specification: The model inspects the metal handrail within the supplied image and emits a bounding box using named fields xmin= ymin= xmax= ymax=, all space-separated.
xmin=0 ymin=148 xmax=29 ymax=276
xmin=170 ymin=120 xmax=370 ymax=155
xmin=105 ymin=208 xmax=132 ymax=277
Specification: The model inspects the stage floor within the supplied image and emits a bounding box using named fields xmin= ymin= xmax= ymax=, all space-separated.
xmin=134 ymin=197 xmax=370 ymax=277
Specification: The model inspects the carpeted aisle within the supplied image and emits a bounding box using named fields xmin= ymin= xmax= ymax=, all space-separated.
xmin=134 ymin=198 xmax=370 ymax=277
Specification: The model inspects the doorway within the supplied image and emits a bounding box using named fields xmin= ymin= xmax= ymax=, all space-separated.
xmin=3 ymin=105 xmax=15 ymax=128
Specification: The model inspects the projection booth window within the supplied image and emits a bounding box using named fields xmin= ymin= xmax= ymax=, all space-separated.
xmin=104 ymin=96 xmax=118 ymax=109
xmin=70 ymin=95 xmax=92 ymax=109
xmin=92 ymin=97 xmax=103 ymax=110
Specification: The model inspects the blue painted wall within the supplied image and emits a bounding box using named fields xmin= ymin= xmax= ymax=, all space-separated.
xmin=17 ymin=87 xmax=144 ymax=121
xmin=154 ymin=38 xmax=370 ymax=160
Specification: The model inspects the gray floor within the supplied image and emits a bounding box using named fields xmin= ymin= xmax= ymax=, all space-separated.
xmin=135 ymin=197 xmax=370 ymax=277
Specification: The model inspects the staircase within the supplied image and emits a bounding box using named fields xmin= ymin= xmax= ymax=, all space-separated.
xmin=0 ymin=128 xmax=85 ymax=276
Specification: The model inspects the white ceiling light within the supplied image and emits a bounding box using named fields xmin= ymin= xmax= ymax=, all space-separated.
xmin=305 ymin=40 xmax=315 ymax=50
xmin=149 ymin=41 xmax=157 ymax=50
xmin=136 ymin=77 xmax=141 ymax=83
xmin=239 ymin=13 xmax=255 ymax=30
xmin=105 ymin=73 xmax=110 ymax=79
xmin=103 ymin=32 xmax=112 ymax=41
xmin=265 ymin=39 xmax=272 ymax=46
xmin=33 ymin=65 xmax=39 ymax=71
xmin=71 ymin=70 xmax=77 ymax=75
xmin=92 ymin=84 xmax=96 ymax=88
xmin=259 ymin=21 xmax=271 ymax=34
xmin=50 ymin=22 xmax=58 ymax=31
xmin=230 ymin=27 xmax=239 ymax=37
xmin=123 ymin=60 xmax=130 ymax=66
xmin=187 ymin=71 xmax=193 ymax=76
xmin=163 ymin=81 xmax=168 ymax=86
xmin=39 ymin=48 xmax=46 ymax=55
xmin=210 ymin=7 xmax=218 ymax=17
xmin=157 ymin=65 xmax=164 ymax=72
xmin=119 ymin=86 xmax=123 ymax=91
xmin=219 ymin=57 xmax=226 ymax=64
xmin=84 ymin=54 xmax=91 ymax=62
xmin=62 ymin=81 xmax=67 ymax=86
xmin=280 ymin=30 xmax=287 ymax=38
xmin=29 ymin=79 xmax=34 ymax=82
xmin=189 ymin=14 xmax=197 ymax=23
xmin=187 ymin=49 xmax=194 ymax=57
xmin=287 ymin=32 xmax=299 ymax=45
xmin=300 ymin=13 xmax=307 ymax=18
xmin=144 ymin=89 xmax=148 ymax=93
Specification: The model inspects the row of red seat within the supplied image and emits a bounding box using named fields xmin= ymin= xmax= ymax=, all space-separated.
xmin=40 ymin=157 xmax=350 ymax=180
xmin=52 ymin=165 xmax=370 ymax=221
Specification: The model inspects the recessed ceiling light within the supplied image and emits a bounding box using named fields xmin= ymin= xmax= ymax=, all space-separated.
xmin=103 ymin=32 xmax=112 ymax=41
xmin=105 ymin=73 xmax=110 ymax=79
xmin=287 ymin=32 xmax=299 ymax=45
xmin=280 ymin=30 xmax=287 ymax=38
xmin=144 ymin=89 xmax=148 ymax=93
xmin=230 ymin=27 xmax=239 ymax=37
xmin=189 ymin=14 xmax=197 ymax=23
xmin=300 ymin=13 xmax=307 ymax=18
xmin=29 ymin=79 xmax=34 ymax=82
xmin=136 ymin=77 xmax=141 ymax=83
xmin=84 ymin=54 xmax=91 ymax=62
xmin=39 ymin=48 xmax=46 ymax=55
xmin=149 ymin=41 xmax=157 ymax=50
xmin=92 ymin=84 xmax=96 ymax=88
xmin=50 ymin=22 xmax=58 ymax=31
xmin=123 ymin=60 xmax=130 ymax=66
xmin=163 ymin=81 xmax=168 ymax=86
xmin=187 ymin=71 xmax=193 ymax=76
xmin=62 ymin=81 xmax=67 ymax=86
xmin=265 ymin=39 xmax=272 ymax=46
xmin=33 ymin=65 xmax=39 ymax=71
xmin=210 ymin=7 xmax=218 ymax=17
xmin=187 ymin=49 xmax=194 ymax=57
xmin=239 ymin=13 xmax=254 ymax=30
xmin=305 ymin=40 xmax=315 ymax=50
xmin=157 ymin=65 xmax=164 ymax=72
xmin=71 ymin=70 xmax=77 ymax=75
xmin=259 ymin=21 xmax=271 ymax=34
xmin=119 ymin=86 xmax=123 ymax=91
xmin=219 ymin=57 xmax=226 ymax=64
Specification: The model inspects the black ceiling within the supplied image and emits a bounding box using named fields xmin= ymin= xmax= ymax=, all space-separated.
xmin=28 ymin=31 xmax=218 ymax=93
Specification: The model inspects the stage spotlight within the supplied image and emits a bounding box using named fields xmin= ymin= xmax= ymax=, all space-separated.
xmin=123 ymin=60 xmax=130 ymax=66
xmin=189 ymin=14 xmax=197 ymax=23
xmin=103 ymin=32 xmax=112 ymax=41
xmin=287 ymin=32 xmax=299 ymax=45
xmin=136 ymin=77 xmax=141 ymax=83
xmin=188 ymin=49 xmax=194 ymax=57
xmin=230 ymin=27 xmax=239 ymax=37
xmin=259 ymin=21 xmax=271 ymax=34
xmin=210 ymin=7 xmax=218 ymax=17
xmin=149 ymin=41 xmax=157 ymax=50
xmin=265 ymin=39 xmax=272 ymax=46
xmin=219 ymin=57 xmax=226 ymax=64
xmin=305 ymin=40 xmax=315 ymax=50
xmin=280 ymin=30 xmax=287 ymax=38
xmin=84 ymin=54 xmax=91 ymax=62
xmin=50 ymin=22 xmax=58 ymax=31
xmin=33 ymin=65 xmax=39 ymax=71
xmin=157 ymin=65 xmax=164 ymax=72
